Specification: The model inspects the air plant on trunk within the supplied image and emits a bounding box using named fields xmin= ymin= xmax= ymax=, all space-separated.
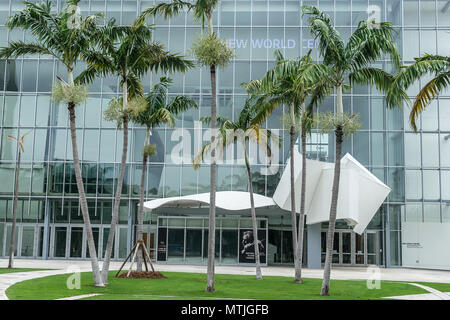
xmin=193 ymin=97 xmax=279 ymax=280
xmin=0 ymin=0 xmax=106 ymax=286
xmin=78 ymin=17 xmax=193 ymax=285
xmin=302 ymin=5 xmax=401 ymax=295
xmin=139 ymin=0 xmax=234 ymax=293
xmin=130 ymin=77 xmax=197 ymax=271
xmin=245 ymin=49 xmax=331 ymax=283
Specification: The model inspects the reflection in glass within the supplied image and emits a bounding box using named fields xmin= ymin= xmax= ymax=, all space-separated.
xmin=168 ymin=228 xmax=184 ymax=261
xmin=21 ymin=226 xmax=34 ymax=257
xmin=281 ymin=230 xmax=293 ymax=263
xmin=70 ymin=227 xmax=83 ymax=258
xmin=119 ymin=228 xmax=128 ymax=259
xmin=221 ymin=230 xmax=238 ymax=263
xmin=103 ymin=228 xmax=115 ymax=259
xmin=185 ymin=229 xmax=202 ymax=262
xmin=54 ymin=227 xmax=66 ymax=258
xmin=268 ymin=229 xmax=281 ymax=263
xmin=203 ymin=230 xmax=220 ymax=259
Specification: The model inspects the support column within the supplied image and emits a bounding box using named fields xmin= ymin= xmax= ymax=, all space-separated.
xmin=384 ymin=207 xmax=391 ymax=268
xmin=127 ymin=200 xmax=133 ymax=255
xmin=42 ymin=198 xmax=50 ymax=260
xmin=307 ymin=223 xmax=321 ymax=269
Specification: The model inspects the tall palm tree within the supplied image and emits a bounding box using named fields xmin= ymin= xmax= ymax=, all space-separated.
xmin=0 ymin=0 xmax=105 ymax=286
xmin=302 ymin=6 xmax=401 ymax=296
xmin=246 ymin=50 xmax=331 ymax=283
xmin=78 ymin=18 xmax=193 ymax=285
xmin=193 ymin=98 xmax=278 ymax=280
xmin=7 ymin=131 xmax=32 ymax=269
xmin=388 ymin=54 xmax=450 ymax=131
xmin=131 ymin=77 xmax=197 ymax=271
xmin=139 ymin=0 xmax=233 ymax=292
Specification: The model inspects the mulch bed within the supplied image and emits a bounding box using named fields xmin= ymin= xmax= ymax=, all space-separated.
xmin=117 ymin=271 xmax=167 ymax=279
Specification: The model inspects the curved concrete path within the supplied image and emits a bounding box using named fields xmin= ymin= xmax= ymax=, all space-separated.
xmin=2 ymin=258 xmax=450 ymax=300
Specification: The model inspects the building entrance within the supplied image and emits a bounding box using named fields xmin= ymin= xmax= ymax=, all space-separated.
xmin=321 ymin=230 xmax=380 ymax=266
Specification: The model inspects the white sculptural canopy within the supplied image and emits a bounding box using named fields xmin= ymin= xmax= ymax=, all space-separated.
xmin=144 ymin=151 xmax=390 ymax=235
xmin=272 ymin=151 xmax=391 ymax=234
xmin=143 ymin=191 xmax=276 ymax=211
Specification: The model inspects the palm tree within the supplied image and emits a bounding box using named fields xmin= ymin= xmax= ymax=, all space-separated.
xmin=7 ymin=131 xmax=32 ymax=269
xmin=131 ymin=77 xmax=197 ymax=271
xmin=193 ymin=98 xmax=278 ymax=280
xmin=139 ymin=0 xmax=234 ymax=292
xmin=246 ymin=50 xmax=331 ymax=283
xmin=0 ymin=0 xmax=105 ymax=286
xmin=388 ymin=54 xmax=450 ymax=131
xmin=78 ymin=18 xmax=193 ymax=285
xmin=302 ymin=6 xmax=402 ymax=296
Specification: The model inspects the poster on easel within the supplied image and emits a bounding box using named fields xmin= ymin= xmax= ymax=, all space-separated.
xmin=239 ymin=229 xmax=266 ymax=264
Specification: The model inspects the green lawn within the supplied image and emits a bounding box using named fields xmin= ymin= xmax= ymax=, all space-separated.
xmin=7 ymin=271 xmax=450 ymax=300
xmin=0 ymin=268 xmax=50 ymax=274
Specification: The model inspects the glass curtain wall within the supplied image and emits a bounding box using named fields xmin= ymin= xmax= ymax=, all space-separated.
xmin=0 ymin=1 xmax=448 ymax=266
xmin=158 ymin=216 xmax=267 ymax=265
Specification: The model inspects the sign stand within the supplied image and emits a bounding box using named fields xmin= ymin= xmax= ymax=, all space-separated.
xmin=115 ymin=239 xmax=155 ymax=278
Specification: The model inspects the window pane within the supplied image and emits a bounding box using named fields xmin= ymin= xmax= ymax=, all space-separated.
xmin=423 ymin=170 xmax=440 ymax=201
xmin=422 ymin=134 xmax=439 ymax=167
xmin=221 ymin=230 xmax=238 ymax=263
xmin=168 ymin=228 xmax=184 ymax=261
xmin=54 ymin=227 xmax=67 ymax=257
xmin=406 ymin=170 xmax=422 ymax=200
xmin=404 ymin=133 xmax=421 ymax=167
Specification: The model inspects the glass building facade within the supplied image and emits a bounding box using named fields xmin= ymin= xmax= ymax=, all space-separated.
xmin=0 ymin=0 xmax=449 ymax=268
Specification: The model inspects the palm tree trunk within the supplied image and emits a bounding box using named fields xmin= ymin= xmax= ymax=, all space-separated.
xmin=102 ymin=80 xmax=129 ymax=285
xmin=137 ymin=127 xmax=150 ymax=272
xmin=68 ymin=102 xmax=104 ymax=287
xmin=8 ymin=150 xmax=21 ymax=269
xmin=321 ymin=84 xmax=344 ymax=296
xmin=294 ymin=128 xmax=307 ymax=284
xmin=67 ymin=69 xmax=103 ymax=287
xmin=206 ymin=64 xmax=217 ymax=293
xmin=289 ymin=123 xmax=300 ymax=281
xmin=245 ymin=151 xmax=263 ymax=280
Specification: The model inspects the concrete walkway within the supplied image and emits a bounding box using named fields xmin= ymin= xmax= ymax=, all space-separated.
xmin=2 ymin=258 xmax=450 ymax=300
xmin=385 ymin=283 xmax=450 ymax=300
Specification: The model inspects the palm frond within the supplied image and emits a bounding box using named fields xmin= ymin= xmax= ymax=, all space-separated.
xmin=349 ymin=67 xmax=395 ymax=94
xmin=347 ymin=20 xmax=401 ymax=70
xmin=409 ymin=70 xmax=450 ymax=131
xmin=387 ymin=55 xmax=449 ymax=109
xmin=167 ymin=95 xmax=198 ymax=115
xmin=138 ymin=0 xmax=194 ymax=22
xmin=302 ymin=5 xmax=345 ymax=66
xmin=0 ymin=41 xmax=58 ymax=60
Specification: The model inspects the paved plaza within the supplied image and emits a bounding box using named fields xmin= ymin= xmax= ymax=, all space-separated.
xmin=1 ymin=259 xmax=450 ymax=300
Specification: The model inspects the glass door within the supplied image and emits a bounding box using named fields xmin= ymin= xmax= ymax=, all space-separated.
xmin=69 ymin=226 xmax=83 ymax=258
xmin=366 ymin=231 xmax=379 ymax=265
xmin=86 ymin=227 xmax=100 ymax=258
xmin=355 ymin=233 xmax=365 ymax=265
xmin=321 ymin=230 xmax=380 ymax=266
xmin=20 ymin=225 xmax=35 ymax=257
xmin=147 ymin=228 xmax=156 ymax=260
xmin=54 ymin=226 xmax=67 ymax=258
xmin=341 ymin=232 xmax=352 ymax=264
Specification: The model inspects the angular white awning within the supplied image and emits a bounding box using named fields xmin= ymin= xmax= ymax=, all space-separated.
xmin=143 ymin=191 xmax=276 ymax=211
xmin=273 ymin=151 xmax=391 ymax=234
